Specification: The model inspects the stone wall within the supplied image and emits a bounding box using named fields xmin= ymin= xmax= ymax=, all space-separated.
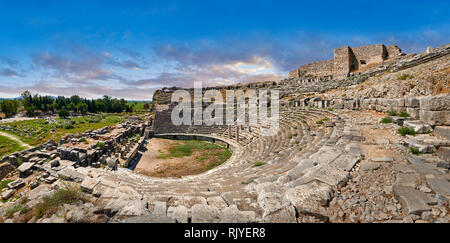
xmin=351 ymin=44 xmax=386 ymax=66
xmin=289 ymin=60 xmax=334 ymax=79
xmin=296 ymin=94 xmax=450 ymax=127
xmin=290 ymin=44 xmax=405 ymax=79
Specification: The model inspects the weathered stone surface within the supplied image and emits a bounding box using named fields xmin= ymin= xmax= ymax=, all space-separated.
xmin=220 ymin=205 xmax=256 ymax=223
xmin=261 ymin=205 xmax=297 ymax=223
xmin=419 ymin=110 xmax=450 ymax=126
xmin=331 ymin=154 xmax=360 ymax=171
xmin=57 ymin=168 xmax=87 ymax=182
xmin=167 ymin=205 xmax=189 ymax=223
xmin=300 ymin=163 xmax=349 ymax=187
xmin=408 ymin=156 xmax=443 ymax=175
xmin=117 ymin=199 xmax=149 ymax=216
xmin=392 ymin=164 xmax=416 ymax=174
xmin=434 ymin=126 xmax=450 ymax=140
xmin=257 ymin=192 xmax=286 ymax=217
xmin=285 ymin=180 xmax=332 ymax=221
xmin=360 ymin=162 xmax=381 ymax=172
xmin=395 ymin=173 xmax=421 ymax=188
xmin=426 ymin=178 xmax=450 ymax=197
xmin=8 ymin=179 xmax=25 ymax=189
xmin=80 ymin=177 xmax=100 ymax=194
xmin=1 ymin=189 xmax=15 ymax=200
xmin=0 ymin=162 xmax=14 ymax=180
xmin=206 ymin=196 xmax=228 ymax=209
xmin=18 ymin=162 xmax=35 ymax=173
xmin=438 ymin=147 xmax=450 ymax=162
xmin=191 ymin=204 xmax=221 ymax=223
xmin=371 ymin=157 xmax=394 ymax=163
xmin=419 ymin=94 xmax=450 ymax=111
xmin=404 ymin=121 xmax=432 ymax=134
xmin=393 ymin=185 xmax=437 ymax=215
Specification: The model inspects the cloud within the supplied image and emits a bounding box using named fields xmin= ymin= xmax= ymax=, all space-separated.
xmin=0 ymin=68 xmax=25 ymax=78
xmin=117 ymin=47 xmax=142 ymax=59
xmin=0 ymin=56 xmax=19 ymax=66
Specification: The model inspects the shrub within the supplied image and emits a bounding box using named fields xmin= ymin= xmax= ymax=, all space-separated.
xmin=399 ymin=112 xmax=410 ymax=118
xmin=80 ymin=138 xmax=88 ymax=144
xmin=388 ymin=110 xmax=397 ymax=116
xmin=58 ymin=108 xmax=70 ymax=118
xmin=95 ymin=142 xmax=105 ymax=150
xmin=63 ymin=121 xmax=74 ymax=129
xmin=380 ymin=117 xmax=393 ymax=124
xmin=0 ymin=179 xmax=14 ymax=191
xmin=5 ymin=203 xmax=29 ymax=217
xmin=398 ymin=74 xmax=414 ymax=80
xmin=254 ymin=161 xmax=266 ymax=167
xmin=35 ymin=184 xmax=85 ymax=219
xmin=410 ymin=147 xmax=420 ymax=155
xmin=398 ymin=127 xmax=416 ymax=136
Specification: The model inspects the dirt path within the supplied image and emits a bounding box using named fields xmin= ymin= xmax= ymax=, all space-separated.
xmin=0 ymin=131 xmax=32 ymax=149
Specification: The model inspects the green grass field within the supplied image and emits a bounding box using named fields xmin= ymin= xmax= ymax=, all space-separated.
xmin=126 ymin=101 xmax=152 ymax=112
xmin=0 ymin=135 xmax=24 ymax=158
xmin=0 ymin=114 xmax=126 ymax=146
xmin=156 ymin=140 xmax=232 ymax=169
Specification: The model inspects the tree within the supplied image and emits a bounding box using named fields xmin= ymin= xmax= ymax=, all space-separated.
xmin=0 ymin=100 xmax=19 ymax=118
xmin=58 ymin=107 xmax=70 ymax=118
xmin=77 ymin=103 xmax=88 ymax=115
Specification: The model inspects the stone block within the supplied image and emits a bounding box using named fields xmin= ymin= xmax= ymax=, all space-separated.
xmin=434 ymin=126 xmax=450 ymax=140
xmin=404 ymin=121 xmax=432 ymax=134
xmin=17 ymin=162 xmax=35 ymax=174
xmin=419 ymin=110 xmax=450 ymax=126
xmin=80 ymin=177 xmax=100 ymax=194
xmin=419 ymin=94 xmax=450 ymax=111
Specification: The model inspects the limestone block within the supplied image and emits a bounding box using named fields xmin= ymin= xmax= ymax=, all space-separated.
xmin=285 ymin=180 xmax=332 ymax=222
xmin=419 ymin=110 xmax=450 ymax=126
xmin=404 ymin=121 xmax=432 ymax=134
xmin=405 ymin=97 xmax=420 ymax=108
xmin=420 ymin=94 xmax=450 ymax=111
xmin=434 ymin=126 xmax=450 ymax=140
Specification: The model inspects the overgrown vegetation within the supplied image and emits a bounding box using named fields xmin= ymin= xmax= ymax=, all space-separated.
xmin=35 ymin=184 xmax=86 ymax=219
xmin=410 ymin=146 xmax=420 ymax=155
xmin=5 ymin=203 xmax=29 ymax=217
xmin=380 ymin=117 xmax=393 ymax=124
xmin=253 ymin=161 xmax=266 ymax=167
xmin=95 ymin=142 xmax=105 ymax=150
xmin=388 ymin=110 xmax=397 ymax=116
xmin=399 ymin=112 xmax=410 ymax=118
xmin=0 ymin=115 xmax=125 ymax=146
xmin=0 ymin=179 xmax=14 ymax=191
xmin=316 ymin=118 xmax=329 ymax=125
xmin=398 ymin=74 xmax=414 ymax=80
xmin=0 ymin=135 xmax=24 ymax=158
xmin=398 ymin=127 xmax=416 ymax=136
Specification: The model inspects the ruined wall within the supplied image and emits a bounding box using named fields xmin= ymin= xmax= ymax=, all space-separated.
xmin=351 ymin=44 xmax=386 ymax=66
xmin=386 ymin=45 xmax=403 ymax=58
xmin=289 ymin=60 xmax=334 ymax=78
xmin=289 ymin=44 xmax=405 ymax=80
xmin=333 ymin=46 xmax=355 ymax=79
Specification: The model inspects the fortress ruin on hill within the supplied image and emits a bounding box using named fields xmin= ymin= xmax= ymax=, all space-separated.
xmin=289 ymin=44 xmax=404 ymax=80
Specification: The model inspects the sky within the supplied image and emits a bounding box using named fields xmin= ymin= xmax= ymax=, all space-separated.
xmin=0 ymin=0 xmax=448 ymax=100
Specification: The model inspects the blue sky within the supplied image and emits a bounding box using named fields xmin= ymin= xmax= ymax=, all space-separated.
xmin=0 ymin=0 xmax=448 ymax=100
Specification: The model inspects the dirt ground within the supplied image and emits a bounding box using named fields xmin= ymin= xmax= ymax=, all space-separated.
xmin=133 ymin=138 xmax=226 ymax=178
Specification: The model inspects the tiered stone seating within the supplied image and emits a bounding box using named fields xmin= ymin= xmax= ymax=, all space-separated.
xmin=53 ymin=106 xmax=362 ymax=223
